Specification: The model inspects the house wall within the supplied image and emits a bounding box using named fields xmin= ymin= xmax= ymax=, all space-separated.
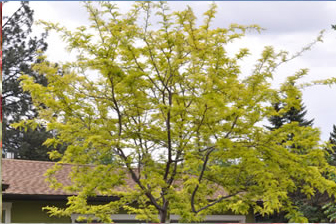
xmin=4 ymin=199 xmax=255 ymax=223
xmin=244 ymin=212 xmax=255 ymax=223
xmin=211 ymin=210 xmax=255 ymax=223
xmin=5 ymin=200 xmax=71 ymax=223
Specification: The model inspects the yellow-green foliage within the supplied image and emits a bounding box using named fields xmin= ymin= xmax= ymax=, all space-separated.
xmin=16 ymin=2 xmax=336 ymax=223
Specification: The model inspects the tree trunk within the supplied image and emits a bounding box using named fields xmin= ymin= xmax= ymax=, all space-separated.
xmin=159 ymin=208 xmax=168 ymax=223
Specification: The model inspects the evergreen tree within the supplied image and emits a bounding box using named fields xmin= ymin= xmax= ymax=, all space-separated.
xmin=266 ymin=96 xmax=314 ymax=153
xmin=263 ymin=96 xmax=331 ymax=222
xmin=266 ymin=99 xmax=314 ymax=130
xmin=2 ymin=2 xmax=54 ymax=160
xmin=330 ymin=125 xmax=336 ymax=144
xmin=321 ymin=125 xmax=336 ymax=222
xmin=327 ymin=125 xmax=336 ymax=166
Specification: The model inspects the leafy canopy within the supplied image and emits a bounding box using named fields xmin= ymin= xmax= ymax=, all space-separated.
xmin=322 ymin=125 xmax=336 ymax=222
xmin=16 ymin=2 xmax=336 ymax=223
xmin=265 ymin=97 xmax=334 ymax=223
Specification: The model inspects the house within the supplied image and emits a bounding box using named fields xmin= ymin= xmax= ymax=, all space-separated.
xmin=2 ymin=159 xmax=73 ymax=223
xmin=2 ymin=159 xmax=255 ymax=223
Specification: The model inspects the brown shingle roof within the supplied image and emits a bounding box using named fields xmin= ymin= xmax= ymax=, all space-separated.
xmin=2 ymin=159 xmax=229 ymax=199
xmin=2 ymin=159 xmax=73 ymax=195
xmin=1 ymin=159 xmax=137 ymax=197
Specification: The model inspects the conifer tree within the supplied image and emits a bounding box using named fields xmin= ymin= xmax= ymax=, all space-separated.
xmin=327 ymin=125 xmax=336 ymax=166
xmin=2 ymin=2 xmax=54 ymax=160
xmin=267 ymin=98 xmax=314 ymax=130
xmin=321 ymin=125 xmax=336 ymax=222
xmin=265 ymin=95 xmax=331 ymax=222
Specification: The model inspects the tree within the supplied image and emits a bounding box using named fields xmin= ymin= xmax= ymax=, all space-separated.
xmin=16 ymin=2 xmax=336 ymax=223
xmin=322 ymin=125 xmax=336 ymax=222
xmin=327 ymin=125 xmax=336 ymax=166
xmin=2 ymin=2 xmax=55 ymax=160
xmin=266 ymin=93 xmax=315 ymax=156
xmin=267 ymin=98 xmax=313 ymax=131
xmin=264 ymin=95 xmax=334 ymax=222
xmin=323 ymin=202 xmax=336 ymax=222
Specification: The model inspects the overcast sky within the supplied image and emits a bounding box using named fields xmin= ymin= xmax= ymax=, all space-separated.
xmin=3 ymin=1 xmax=336 ymax=141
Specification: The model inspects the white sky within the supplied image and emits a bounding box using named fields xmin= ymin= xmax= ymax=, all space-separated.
xmin=3 ymin=1 xmax=336 ymax=141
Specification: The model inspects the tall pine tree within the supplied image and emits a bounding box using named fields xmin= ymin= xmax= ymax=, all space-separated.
xmin=2 ymin=2 xmax=55 ymax=160
xmin=327 ymin=125 xmax=336 ymax=166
